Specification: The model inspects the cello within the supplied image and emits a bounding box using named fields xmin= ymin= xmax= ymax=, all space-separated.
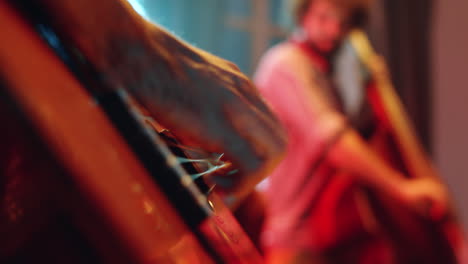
xmin=288 ymin=30 xmax=465 ymax=263
xmin=0 ymin=1 xmax=262 ymax=263
xmin=347 ymin=29 xmax=465 ymax=263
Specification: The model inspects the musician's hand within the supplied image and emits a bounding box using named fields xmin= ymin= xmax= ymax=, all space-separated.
xmin=399 ymin=177 xmax=449 ymax=221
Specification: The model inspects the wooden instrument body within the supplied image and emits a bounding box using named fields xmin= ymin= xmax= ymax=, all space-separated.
xmin=324 ymin=30 xmax=465 ymax=263
xmin=304 ymin=31 xmax=464 ymax=263
xmin=0 ymin=2 xmax=261 ymax=263
xmin=355 ymin=27 xmax=465 ymax=262
xmin=362 ymin=81 xmax=461 ymax=264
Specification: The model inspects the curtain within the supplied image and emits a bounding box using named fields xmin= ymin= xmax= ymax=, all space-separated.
xmin=368 ymin=0 xmax=434 ymax=152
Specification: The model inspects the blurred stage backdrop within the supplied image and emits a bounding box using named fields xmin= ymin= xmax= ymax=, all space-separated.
xmin=128 ymin=0 xmax=289 ymax=75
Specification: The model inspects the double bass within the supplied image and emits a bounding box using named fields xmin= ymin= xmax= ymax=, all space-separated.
xmin=348 ymin=29 xmax=465 ymax=263
xmin=0 ymin=1 xmax=262 ymax=263
xmin=287 ymin=30 xmax=465 ymax=263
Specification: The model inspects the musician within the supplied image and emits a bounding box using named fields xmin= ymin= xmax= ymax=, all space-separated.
xmin=28 ymin=0 xmax=286 ymax=200
xmin=254 ymin=0 xmax=450 ymax=262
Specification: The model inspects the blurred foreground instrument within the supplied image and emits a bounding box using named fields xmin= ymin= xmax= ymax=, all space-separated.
xmin=0 ymin=1 xmax=261 ymax=263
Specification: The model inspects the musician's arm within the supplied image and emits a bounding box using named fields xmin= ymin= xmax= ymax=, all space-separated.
xmin=257 ymin=59 xmax=446 ymax=217
xmin=328 ymin=121 xmax=448 ymax=218
xmin=328 ymin=130 xmax=404 ymax=195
